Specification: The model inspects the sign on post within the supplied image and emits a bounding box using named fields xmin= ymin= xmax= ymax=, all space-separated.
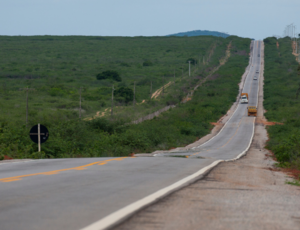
xmin=29 ymin=124 xmax=49 ymax=152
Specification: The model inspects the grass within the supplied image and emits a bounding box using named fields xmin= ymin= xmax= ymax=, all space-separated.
xmin=263 ymin=36 xmax=300 ymax=184
xmin=286 ymin=180 xmax=300 ymax=186
xmin=0 ymin=35 xmax=251 ymax=159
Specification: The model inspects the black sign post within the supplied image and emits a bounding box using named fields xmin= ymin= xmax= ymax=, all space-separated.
xmin=29 ymin=124 xmax=49 ymax=152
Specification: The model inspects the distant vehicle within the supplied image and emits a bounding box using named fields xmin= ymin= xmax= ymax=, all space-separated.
xmin=254 ymin=76 xmax=258 ymax=80
xmin=258 ymin=54 xmax=260 ymax=57
xmin=256 ymin=70 xmax=259 ymax=73
xmin=241 ymin=93 xmax=248 ymax=104
xmin=248 ymin=106 xmax=257 ymax=116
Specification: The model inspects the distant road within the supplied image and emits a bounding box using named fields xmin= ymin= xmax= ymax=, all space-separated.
xmin=0 ymin=41 xmax=262 ymax=230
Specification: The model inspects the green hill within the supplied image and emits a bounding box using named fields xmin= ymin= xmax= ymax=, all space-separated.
xmin=167 ymin=30 xmax=230 ymax=38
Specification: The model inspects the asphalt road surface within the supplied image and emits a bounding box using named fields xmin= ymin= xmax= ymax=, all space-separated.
xmin=0 ymin=41 xmax=262 ymax=230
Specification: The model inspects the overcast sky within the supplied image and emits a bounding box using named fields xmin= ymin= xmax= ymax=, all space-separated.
xmin=1 ymin=0 xmax=299 ymax=40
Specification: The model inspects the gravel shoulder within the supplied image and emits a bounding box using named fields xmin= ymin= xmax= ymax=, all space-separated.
xmin=113 ymin=43 xmax=300 ymax=230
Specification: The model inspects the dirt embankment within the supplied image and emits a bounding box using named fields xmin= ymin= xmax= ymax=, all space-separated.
xmin=114 ymin=43 xmax=300 ymax=230
xmin=151 ymin=81 xmax=173 ymax=99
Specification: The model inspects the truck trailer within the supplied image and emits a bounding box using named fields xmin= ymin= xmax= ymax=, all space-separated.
xmin=248 ymin=106 xmax=257 ymax=116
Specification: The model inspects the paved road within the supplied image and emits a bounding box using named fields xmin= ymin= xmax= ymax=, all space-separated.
xmin=0 ymin=41 xmax=262 ymax=230
xmin=157 ymin=40 xmax=261 ymax=159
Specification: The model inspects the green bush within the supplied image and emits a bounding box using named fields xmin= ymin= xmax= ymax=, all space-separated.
xmin=114 ymin=87 xmax=134 ymax=104
xmin=48 ymin=88 xmax=65 ymax=97
xmin=264 ymin=37 xmax=300 ymax=170
xmin=186 ymin=58 xmax=197 ymax=65
xmin=96 ymin=70 xmax=122 ymax=82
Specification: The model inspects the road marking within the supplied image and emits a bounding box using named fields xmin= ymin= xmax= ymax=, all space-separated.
xmin=219 ymin=117 xmax=244 ymax=149
xmin=81 ymin=41 xmax=260 ymax=230
xmin=81 ymin=117 xmax=257 ymax=230
xmin=0 ymin=157 xmax=131 ymax=183
xmin=81 ymin=160 xmax=223 ymax=230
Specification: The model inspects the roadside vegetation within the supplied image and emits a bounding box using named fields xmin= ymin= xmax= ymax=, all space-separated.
xmin=0 ymin=35 xmax=250 ymax=159
xmin=263 ymin=36 xmax=300 ymax=183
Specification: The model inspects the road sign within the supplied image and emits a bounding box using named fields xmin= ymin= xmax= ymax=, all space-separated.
xmin=29 ymin=124 xmax=49 ymax=144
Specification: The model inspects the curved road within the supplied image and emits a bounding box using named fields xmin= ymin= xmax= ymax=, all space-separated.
xmin=0 ymin=41 xmax=262 ymax=230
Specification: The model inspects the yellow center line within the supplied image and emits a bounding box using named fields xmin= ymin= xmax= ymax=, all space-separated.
xmin=0 ymin=157 xmax=133 ymax=183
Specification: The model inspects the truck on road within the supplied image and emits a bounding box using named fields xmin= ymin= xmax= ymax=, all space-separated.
xmin=240 ymin=93 xmax=248 ymax=104
xmin=248 ymin=106 xmax=257 ymax=116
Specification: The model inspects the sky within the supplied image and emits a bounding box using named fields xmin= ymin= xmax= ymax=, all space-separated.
xmin=0 ymin=0 xmax=299 ymax=40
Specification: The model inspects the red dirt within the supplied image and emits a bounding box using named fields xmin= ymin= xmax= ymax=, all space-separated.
xmin=265 ymin=150 xmax=300 ymax=180
xmin=282 ymin=168 xmax=300 ymax=180
xmin=3 ymin=155 xmax=13 ymax=160
xmin=210 ymin=122 xmax=221 ymax=126
xmin=255 ymin=118 xmax=283 ymax=126
xmin=276 ymin=42 xmax=279 ymax=48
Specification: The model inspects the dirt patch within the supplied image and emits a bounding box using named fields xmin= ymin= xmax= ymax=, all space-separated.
xmin=151 ymin=81 xmax=173 ymax=99
xmin=210 ymin=122 xmax=221 ymax=126
xmin=234 ymin=50 xmax=248 ymax=56
xmin=3 ymin=156 xmax=13 ymax=160
xmin=291 ymin=41 xmax=299 ymax=63
xmin=255 ymin=118 xmax=283 ymax=126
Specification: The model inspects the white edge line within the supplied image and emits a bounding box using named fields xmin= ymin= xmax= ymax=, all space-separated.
xmin=80 ymin=160 xmax=223 ymax=230
xmin=81 ymin=41 xmax=260 ymax=230
xmin=225 ymin=117 xmax=255 ymax=162
xmin=0 ymin=160 xmax=35 ymax=165
xmin=81 ymin=119 xmax=255 ymax=230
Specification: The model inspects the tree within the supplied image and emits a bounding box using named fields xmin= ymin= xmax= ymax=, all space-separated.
xmin=186 ymin=58 xmax=197 ymax=65
xmin=114 ymin=87 xmax=134 ymax=104
xmin=96 ymin=70 xmax=122 ymax=82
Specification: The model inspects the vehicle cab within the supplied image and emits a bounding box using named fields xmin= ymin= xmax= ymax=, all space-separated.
xmin=241 ymin=94 xmax=248 ymax=104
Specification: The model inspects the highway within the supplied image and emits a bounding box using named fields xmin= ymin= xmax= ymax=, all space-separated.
xmin=0 ymin=41 xmax=262 ymax=230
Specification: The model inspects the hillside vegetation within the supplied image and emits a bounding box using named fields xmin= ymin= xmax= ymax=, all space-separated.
xmin=0 ymin=35 xmax=250 ymax=159
xmin=0 ymin=35 xmax=231 ymax=122
xmin=263 ymin=37 xmax=300 ymax=180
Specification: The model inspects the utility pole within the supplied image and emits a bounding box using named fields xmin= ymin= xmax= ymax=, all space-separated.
xmin=79 ymin=87 xmax=82 ymax=119
xmin=21 ymin=87 xmax=35 ymax=127
xmin=38 ymin=123 xmax=41 ymax=152
xmin=111 ymin=85 xmax=114 ymax=117
xmin=188 ymin=61 xmax=191 ymax=77
xmin=150 ymin=81 xmax=152 ymax=99
xmin=162 ymin=76 xmax=164 ymax=97
xmin=133 ymin=81 xmax=136 ymax=107
xmin=174 ymin=69 xmax=175 ymax=79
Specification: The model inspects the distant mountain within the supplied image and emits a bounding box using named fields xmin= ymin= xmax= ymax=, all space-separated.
xmin=167 ymin=30 xmax=230 ymax=38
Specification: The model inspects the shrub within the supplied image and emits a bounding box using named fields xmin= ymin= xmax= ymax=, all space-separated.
xmin=114 ymin=87 xmax=134 ymax=104
xmin=186 ymin=58 xmax=197 ymax=65
xmin=96 ymin=70 xmax=122 ymax=82
xmin=48 ymin=87 xmax=65 ymax=96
